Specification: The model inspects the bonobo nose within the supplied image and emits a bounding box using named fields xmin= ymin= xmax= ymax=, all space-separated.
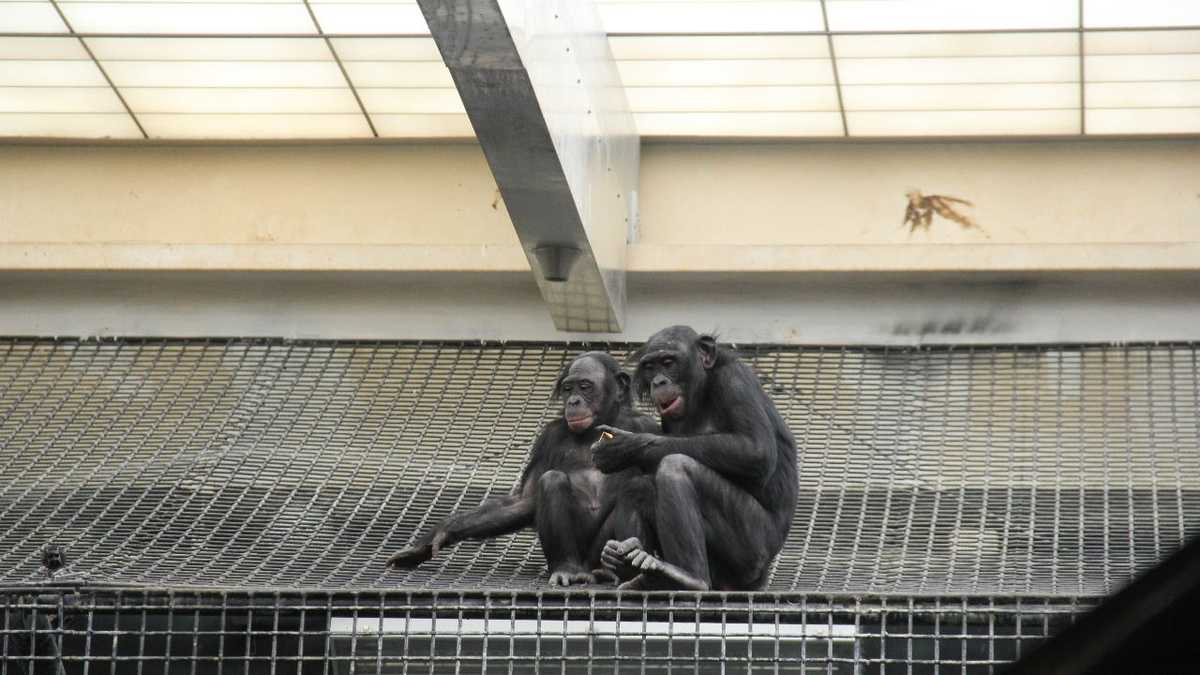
xmin=652 ymin=375 xmax=669 ymax=388
xmin=568 ymin=396 xmax=583 ymax=406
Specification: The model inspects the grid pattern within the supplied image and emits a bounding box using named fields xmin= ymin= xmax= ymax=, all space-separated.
xmin=1 ymin=1 xmax=1199 ymax=139
xmin=0 ymin=590 xmax=1091 ymax=673
xmin=1 ymin=338 xmax=1198 ymax=595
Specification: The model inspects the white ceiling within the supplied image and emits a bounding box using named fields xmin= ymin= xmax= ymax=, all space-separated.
xmin=1 ymin=0 xmax=1198 ymax=140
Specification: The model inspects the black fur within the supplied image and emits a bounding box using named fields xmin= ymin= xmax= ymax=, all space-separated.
xmin=593 ymin=326 xmax=797 ymax=591
xmin=387 ymin=352 xmax=658 ymax=587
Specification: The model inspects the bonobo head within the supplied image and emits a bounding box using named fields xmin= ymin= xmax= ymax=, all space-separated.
xmin=634 ymin=325 xmax=718 ymax=421
xmin=554 ymin=352 xmax=632 ymax=434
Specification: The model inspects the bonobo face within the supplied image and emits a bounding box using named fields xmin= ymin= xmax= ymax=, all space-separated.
xmin=636 ymin=326 xmax=715 ymax=421
xmin=557 ymin=356 xmax=611 ymax=433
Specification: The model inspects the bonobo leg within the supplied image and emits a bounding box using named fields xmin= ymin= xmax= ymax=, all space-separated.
xmin=609 ymin=454 xmax=779 ymax=591
xmin=536 ymin=470 xmax=602 ymax=586
xmin=589 ymin=471 xmax=656 ymax=583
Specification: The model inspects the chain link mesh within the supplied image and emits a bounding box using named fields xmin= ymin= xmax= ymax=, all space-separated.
xmin=1 ymin=338 xmax=1198 ymax=595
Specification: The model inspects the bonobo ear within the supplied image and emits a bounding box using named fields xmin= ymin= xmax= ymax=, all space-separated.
xmin=616 ymin=371 xmax=633 ymax=403
xmin=697 ymin=335 xmax=718 ymax=370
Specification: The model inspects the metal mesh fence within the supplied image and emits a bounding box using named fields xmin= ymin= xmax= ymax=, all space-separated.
xmin=0 ymin=589 xmax=1089 ymax=674
xmin=2 ymin=338 xmax=1199 ymax=595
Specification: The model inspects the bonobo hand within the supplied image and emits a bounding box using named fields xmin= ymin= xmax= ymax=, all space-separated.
xmin=387 ymin=529 xmax=450 ymax=569
xmin=590 ymin=425 xmax=660 ymax=473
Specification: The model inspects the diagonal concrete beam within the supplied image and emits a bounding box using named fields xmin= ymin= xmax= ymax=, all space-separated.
xmin=417 ymin=0 xmax=637 ymax=332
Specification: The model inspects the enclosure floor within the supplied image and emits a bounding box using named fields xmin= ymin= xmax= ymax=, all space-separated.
xmin=2 ymin=338 xmax=1198 ymax=595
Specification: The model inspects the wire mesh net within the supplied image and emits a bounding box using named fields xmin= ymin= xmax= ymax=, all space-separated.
xmin=1 ymin=338 xmax=1198 ymax=595
xmin=0 ymin=589 xmax=1089 ymax=674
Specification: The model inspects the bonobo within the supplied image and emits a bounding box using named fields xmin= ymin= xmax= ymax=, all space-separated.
xmin=591 ymin=326 xmax=798 ymax=591
xmin=387 ymin=352 xmax=658 ymax=586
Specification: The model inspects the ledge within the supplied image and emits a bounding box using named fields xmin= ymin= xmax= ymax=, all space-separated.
xmin=3 ymin=242 xmax=1199 ymax=273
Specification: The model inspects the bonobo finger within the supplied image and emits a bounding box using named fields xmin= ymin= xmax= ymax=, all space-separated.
xmin=595 ymin=425 xmax=632 ymax=438
xmin=386 ymin=547 xmax=428 ymax=569
xmin=616 ymin=537 xmax=642 ymax=554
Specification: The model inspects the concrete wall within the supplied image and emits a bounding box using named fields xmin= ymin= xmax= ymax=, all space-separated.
xmin=1 ymin=139 xmax=1197 ymax=342
xmin=2 ymin=140 xmax=1197 ymax=272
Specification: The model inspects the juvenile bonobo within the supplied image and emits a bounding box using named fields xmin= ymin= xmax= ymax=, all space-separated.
xmin=387 ymin=352 xmax=658 ymax=586
xmin=591 ymin=326 xmax=798 ymax=591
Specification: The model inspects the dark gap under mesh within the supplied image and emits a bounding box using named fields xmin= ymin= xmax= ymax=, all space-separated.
xmin=1 ymin=589 xmax=1090 ymax=674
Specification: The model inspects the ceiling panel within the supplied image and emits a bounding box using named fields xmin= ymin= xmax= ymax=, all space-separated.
xmin=626 ymin=85 xmax=838 ymax=112
xmin=848 ymin=109 xmax=1079 ymax=136
xmin=0 ymin=1 xmax=68 ymax=32
xmin=0 ymin=112 xmax=141 ymax=137
xmin=137 ymin=112 xmax=369 ymax=138
xmin=1085 ymin=0 xmax=1200 ymax=29
xmin=1087 ymin=108 xmax=1200 ymax=134
xmin=309 ymin=1 xmax=429 ymax=34
xmin=596 ymin=0 xmax=825 ymax=34
xmin=58 ymin=3 xmax=317 ymax=34
xmin=837 ymin=56 xmax=1078 ymax=86
xmin=824 ymin=0 xmax=1078 ymax=32
xmin=631 ymin=111 xmax=844 ymax=136
xmin=2 ymin=3 xmax=1199 ymax=140
xmin=842 ymin=83 xmax=1078 ymax=111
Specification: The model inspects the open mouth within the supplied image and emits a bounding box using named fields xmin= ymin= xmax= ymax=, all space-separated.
xmin=566 ymin=414 xmax=594 ymax=432
xmin=656 ymin=396 xmax=684 ymax=417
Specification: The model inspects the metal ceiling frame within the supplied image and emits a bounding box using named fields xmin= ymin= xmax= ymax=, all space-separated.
xmin=6 ymin=21 xmax=1198 ymax=143
xmin=413 ymin=0 xmax=638 ymax=332
xmin=44 ymin=0 xmax=148 ymax=139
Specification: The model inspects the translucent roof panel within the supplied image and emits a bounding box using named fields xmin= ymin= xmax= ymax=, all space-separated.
xmin=824 ymin=0 xmax=1078 ymax=32
xmin=1 ymin=1 xmax=1199 ymax=140
xmin=596 ymin=0 xmax=825 ymax=34
xmin=84 ymin=37 xmax=372 ymax=139
xmin=0 ymin=36 xmax=141 ymax=138
xmin=330 ymin=37 xmax=471 ymax=138
xmin=836 ymin=32 xmax=1083 ymax=135
xmin=1084 ymin=30 xmax=1200 ymax=135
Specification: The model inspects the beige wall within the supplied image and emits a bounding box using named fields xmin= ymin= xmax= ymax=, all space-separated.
xmin=1 ymin=139 xmax=1197 ymax=272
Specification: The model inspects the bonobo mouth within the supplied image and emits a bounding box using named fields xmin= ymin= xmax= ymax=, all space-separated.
xmin=656 ymin=395 xmax=684 ymax=418
xmin=565 ymin=414 xmax=594 ymax=432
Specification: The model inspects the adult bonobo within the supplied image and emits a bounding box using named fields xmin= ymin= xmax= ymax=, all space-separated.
xmin=387 ymin=352 xmax=658 ymax=586
xmin=591 ymin=326 xmax=797 ymax=591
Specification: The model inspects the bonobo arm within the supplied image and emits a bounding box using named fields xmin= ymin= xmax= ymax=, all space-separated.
xmin=594 ymin=370 xmax=777 ymax=481
xmin=388 ymin=426 xmax=553 ymax=568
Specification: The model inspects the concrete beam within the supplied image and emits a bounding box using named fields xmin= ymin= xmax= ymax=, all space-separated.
xmin=416 ymin=0 xmax=637 ymax=332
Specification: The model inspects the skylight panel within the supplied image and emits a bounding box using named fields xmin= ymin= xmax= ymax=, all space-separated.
xmin=58 ymin=2 xmax=318 ymax=35
xmin=1084 ymin=30 xmax=1200 ymax=135
xmin=0 ymin=1 xmax=68 ymax=32
xmin=309 ymin=1 xmax=430 ymax=35
xmin=596 ymin=1 xmax=825 ymax=34
xmin=824 ymin=0 xmax=1078 ymax=32
xmin=837 ymin=56 xmax=1077 ymax=85
xmin=632 ymin=111 xmax=843 ymax=136
xmin=136 ymin=113 xmax=369 ymax=138
xmin=0 ymin=35 xmax=137 ymax=138
xmin=618 ymin=58 xmax=833 ymax=87
xmin=848 ymin=110 xmax=1078 ymax=136
xmin=1085 ymin=0 xmax=1200 ymax=29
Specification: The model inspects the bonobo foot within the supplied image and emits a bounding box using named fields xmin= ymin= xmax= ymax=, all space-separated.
xmin=601 ymin=537 xmax=710 ymax=591
xmin=591 ymin=567 xmax=621 ymax=585
xmin=547 ymin=565 xmax=596 ymax=587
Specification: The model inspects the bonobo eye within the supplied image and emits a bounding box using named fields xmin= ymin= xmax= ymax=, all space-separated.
xmin=579 ymin=381 xmax=592 ymax=391
xmin=661 ymin=356 xmax=675 ymax=368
